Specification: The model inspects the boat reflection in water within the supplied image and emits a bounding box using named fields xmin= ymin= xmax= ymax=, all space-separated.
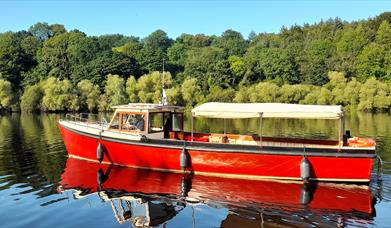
xmin=58 ymin=158 xmax=376 ymax=227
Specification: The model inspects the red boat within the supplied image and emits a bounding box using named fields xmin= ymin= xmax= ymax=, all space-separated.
xmin=58 ymin=102 xmax=377 ymax=182
xmin=58 ymin=158 xmax=375 ymax=227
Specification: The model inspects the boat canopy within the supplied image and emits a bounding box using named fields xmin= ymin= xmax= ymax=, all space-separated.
xmin=192 ymin=102 xmax=343 ymax=119
xmin=112 ymin=103 xmax=184 ymax=113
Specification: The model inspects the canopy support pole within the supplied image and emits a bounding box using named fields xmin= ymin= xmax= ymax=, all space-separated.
xmin=259 ymin=113 xmax=263 ymax=148
xmin=338 ymin=115 xmax=344 ymax=150
xmin=224 ymin=119 xmax=226 ymax=135
xmin=191 ymin=113 xmax=194 ymax=142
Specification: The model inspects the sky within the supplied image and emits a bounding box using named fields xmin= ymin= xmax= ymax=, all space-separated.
xmin=0 ymin=0 xmax=390 ymax=39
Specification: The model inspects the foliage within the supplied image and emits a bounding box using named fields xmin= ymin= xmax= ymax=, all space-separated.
xmin=135 ymin=71 xmax=173 ymax=103
xmin=77 ymin=80 xmax=100 ymax=112
xmin=0 ymin=80 xmax=13 ymax=109
xmin=41 ymin=77 xmax=79 ymax=111
xmin=102 ymin=74 xmax=127 ymax=109
xmin=3 ymin=15 xmax=391 ymax=113
xmin=20 ymin=84 xmax=43 ymax=112
xmin=181 ymin=77 xmax=204 ymax=106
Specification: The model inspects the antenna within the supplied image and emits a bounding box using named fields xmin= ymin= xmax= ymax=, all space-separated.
xmin=161 ymin=59 xmax=167 ymax=105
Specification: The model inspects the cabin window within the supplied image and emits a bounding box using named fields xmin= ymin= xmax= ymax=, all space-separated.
xmin=109 ymin=113 xmax=120 ymax=130
xmin=172 ymin=113 xmax=183 ymax=131
xmin=121 ymin=113 xmax=145 ymax=131
xmin=149 ymin=112 xmax=164 ymax=133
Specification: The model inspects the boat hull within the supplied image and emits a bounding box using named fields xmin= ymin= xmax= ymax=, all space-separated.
xmin=58 ymin=122 xmax=375 ymax=182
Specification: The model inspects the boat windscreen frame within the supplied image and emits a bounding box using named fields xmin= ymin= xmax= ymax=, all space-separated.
xmin=108 ymin=110 xmax=147 ymax=133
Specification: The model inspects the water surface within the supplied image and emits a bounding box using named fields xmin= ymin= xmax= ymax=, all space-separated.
xmin=0 ymin=113 xmax=391 ymax=227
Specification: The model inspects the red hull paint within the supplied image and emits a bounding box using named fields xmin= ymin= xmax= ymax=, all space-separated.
xmin=59 ymin=158 xmax=374 ymax=214
xmin=58 ymin=123 xmax=374 ymax=181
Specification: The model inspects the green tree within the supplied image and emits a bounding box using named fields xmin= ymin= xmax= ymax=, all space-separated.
xmin=279 ymin=84 xmax=312 ymax=103
xmin=103 ymin=74 xmax=127 ymax=108
xmin=301 ymin=39 xmax=335 ymax=85
xmin=181 ymin=77 xmax=204 ymax=106
xmin=166 ymin=87 xmax=183 ymax=105
xmin=206 ymin=86 xmax=236 ymax=102
xmin=138 ymin=30 xmax=173 ymax=72
xmin=228 ymin=56 xmax=247 ymax=86
xmin=0 ymin=32 xmax=30 ymax=88
xmin=376 ymin=21 xmax=391 ymax=49
xmin=71 ymin=52 xmax=137 ymax=86
xmin=41 ymin=77 xmax=79 ymax=111
xmin=357 ymin=43 xmax=386 ymax=80
xmin=28 ymin=22 xmax=66 ymax=41
xmin=36 ymin=31 xmax=98 ymax=80
xmin=334 ymin=24 xmax=370 ymax=77
xmin=0 ymin=80 xmax=13 ymax=109
xmin=213 ymin=29 xmax=248 ymax=56
xmin=20 ymin=84 xmax=43 ymax=112
xmin=258 ymin=47 xmax=299 ymax=84
xmin=77 ymin=80 xmax=100 ymax=112
xmin=136 ymin=71 xmax=173 ymax=103
xmin=126 ymin=76 xmax=138 ymax=103
xmin=112 ymin=39 xmax=142 ymax=60
xmin=248 ymin=82 xmax=280 ymax=102
xmin=184 ymin=46 xmax=226 ymax=90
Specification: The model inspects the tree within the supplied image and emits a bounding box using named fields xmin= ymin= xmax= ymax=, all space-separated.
xmin=77 ymin=80 xmax=100 ymax=112
xmin=0 ymin=32 xmax=29 ymax=88
xmin=103 ymin=74 xmax=127 ymax=108
xmin=228 ymin=56 xmax=246 ymax=86
xmin=213 ymin=29 xmax=248 ymax=56
xmin=28 ymin=22 xmax=66 ymax=41
xmin=126 ymin=76 xmax=138 ymax=103
xmin=0 ymin=80 xmax=13 ymax=109
xmin=20 ymin=84 xmax=43 ymax=112
xmin=112 ymin=39 xmax=142 ymax=59
xmin=279 ymin=84 xmax=312 ymax=103
xmin=248 ymin=82 xmax=280 ymax=102
xmin=181 ymin=77 xmax=203 ymax=106
xmin=41 ymin=77 xmax=79 ymax=111
xmin=357 ymin=43 xmax=386 ymax=80
xmin=334 ymin=24 xmax=370 ymax=77
xmin=136 ymin=71 xmax=173 ymax=103
xmin=167 ymin=42 xmax=187 ymax=73
xmin=301 ymin=39 xmax=335 ymax=85
xmin=358 ymin=77 xmax=379 ymax=111
xmin=178 ymin=33 xmax=213 ymax=48
xmin=258 ymin=47 xmax=300 ymax=84
xmin=376 ymin=21 xmax=391 ymax=49
xmin=207 ymin=59 xmax=233 ymax=89
xmin=166 ymin=87 xmax=182 ymax=105
xmin=71 ymin=52 xmax=138 ymax=86
xmin=206 ymin=86 xmax=236 ymax=102
xmin=96 ymin=34 xmax=134 ymax=51
xmin=37 ymin=31 xmax=98 ymax=80
xmin=184 ymin=46 xmax=226 ymax=90
xmin=138 ymin=30 xmax=173 ymax=72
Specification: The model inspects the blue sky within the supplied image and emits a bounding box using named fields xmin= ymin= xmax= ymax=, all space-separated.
xmin=0 ymin=0 xmax=390 ymax=39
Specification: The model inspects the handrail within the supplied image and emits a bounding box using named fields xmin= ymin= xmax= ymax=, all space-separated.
xmin=65 ymin=113 xmax=108 ymax=129
xmin=63 ymin=113 xmax=144 ymax=138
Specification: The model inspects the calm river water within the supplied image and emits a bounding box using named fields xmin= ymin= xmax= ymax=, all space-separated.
xmin=0 ymin=113 xmax=391 ymax=227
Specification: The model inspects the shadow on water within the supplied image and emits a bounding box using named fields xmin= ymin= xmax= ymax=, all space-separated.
xmin=0 ymin=113 xmax=391 ymax=227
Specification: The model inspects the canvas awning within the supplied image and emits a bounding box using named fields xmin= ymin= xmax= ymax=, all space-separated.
xmin=192 ymin=102 xmax=343 ymax=119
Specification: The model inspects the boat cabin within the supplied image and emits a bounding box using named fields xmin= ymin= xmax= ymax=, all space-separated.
xmin=108 ymin=103 xmax=184 ymax=139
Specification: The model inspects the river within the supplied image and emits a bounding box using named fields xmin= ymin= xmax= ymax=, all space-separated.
xmin=0 ymin=113 xmax=390 ymax=227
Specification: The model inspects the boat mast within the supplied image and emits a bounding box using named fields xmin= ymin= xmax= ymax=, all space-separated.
xmin=161 ymin=59 xmax=167 ymax=105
